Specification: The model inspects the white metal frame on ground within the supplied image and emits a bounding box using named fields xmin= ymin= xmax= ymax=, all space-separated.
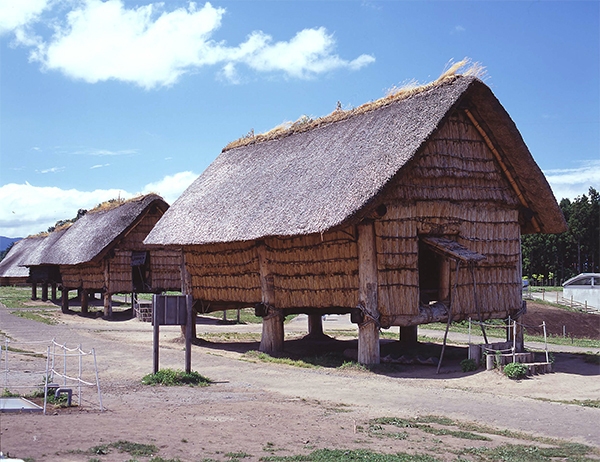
xmin=1 ymin=337 xmax=103 ymax=414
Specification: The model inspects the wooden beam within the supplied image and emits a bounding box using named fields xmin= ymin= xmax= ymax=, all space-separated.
xmin=463 ymin=108 xmax=541 ymax=233
xmin=357 ymin=221 xmax=380 ymax=365
xmin=257 ymin=241 xmax=284 ymax=353
xmin=61 ymin=287 xmax=69 ymax=314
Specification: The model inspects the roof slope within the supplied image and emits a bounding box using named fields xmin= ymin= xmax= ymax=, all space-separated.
xmin=24 ymin=194 xmax=167 ymax=266
xmin=145 ymin=75 xmax=565 ymax=246
xmin=0 ymin=237 xmax=43 ymax=277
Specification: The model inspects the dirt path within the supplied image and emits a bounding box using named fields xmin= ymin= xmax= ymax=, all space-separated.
xmin=0 ymin=303 xmax=599 ymax=461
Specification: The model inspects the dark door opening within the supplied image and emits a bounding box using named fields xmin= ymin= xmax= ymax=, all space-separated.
xmin=132 ymin=251 xmax=150 ymax=293
xmin=418 ymin=239 xmax=443 ymax=305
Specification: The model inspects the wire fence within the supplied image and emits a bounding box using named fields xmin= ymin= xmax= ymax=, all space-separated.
xmin=1 ymin=337 xmax=103 ymax=414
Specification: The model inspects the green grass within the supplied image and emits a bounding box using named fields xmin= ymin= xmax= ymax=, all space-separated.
xmin=141 ymin=368 xmax=212 ymax=386
xmin=243 ymin=350 xmax=367 ymax=371
xmin=90 ymin=440 xmax=158 ymax=457
xmin=0 ymin=286 xmax=38 ymax=308
xmin=11 ymin=309 xmax=58 ymax=325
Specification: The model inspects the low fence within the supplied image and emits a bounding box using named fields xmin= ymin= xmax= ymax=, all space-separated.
xmin=1 ymin=337 xmax=103 ymax=414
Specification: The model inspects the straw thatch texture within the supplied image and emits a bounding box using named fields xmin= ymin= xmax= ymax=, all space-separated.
xmin=0 ymin=238 xmax=33 ymax=284
xmin=21 ymin=194 xmax=181 ymax=295
xmin=146 ymin=75 xmax=566 ymax=326
xmin=25 ymin=194 xmax=167 ymax=266
xmin=145 ymin=76 xmax=565 ymax=248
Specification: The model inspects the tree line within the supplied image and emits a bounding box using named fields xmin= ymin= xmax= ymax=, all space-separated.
xmin=522 ymin=187 xmax=599 ymax=285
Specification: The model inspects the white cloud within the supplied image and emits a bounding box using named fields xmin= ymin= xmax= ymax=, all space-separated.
xmin=0 ymin=171 xmax=198 ymax=237
xmin=543 ymin=160 xmax=600 ymax=201
xmin=0 ymin=0 xmax=50 ymax=35
xmin=7 ymin=0 xmax=374 ymax=88
xmin=452 ymin=25 xmax=466 ymax=34
xmin=37 ymin=166 xmax=65 ymax=174
xmin=141 ymin=171 xmax=198 ymax=204
xmin=90 ymin=163 xmax=110 ymax=169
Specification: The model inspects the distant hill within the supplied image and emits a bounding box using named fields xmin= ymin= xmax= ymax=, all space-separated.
xmin=0 ymin=236 xmax=22 ymax=252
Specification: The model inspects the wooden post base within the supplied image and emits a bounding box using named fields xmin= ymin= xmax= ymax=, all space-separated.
xmin=61 ymin=288 xmax=69 ymax=314
xmin=358 ymin=321 xmax=380 ymax=365
xmin=307 ymin=313 xmax=325 ymax=338
xmin=41 ymin=283 xmax=48 ymax=302
xmin=399 ymin=325 xmax=418 ymax=344
xmin=260 ymin=310 xmax=284 ymax=354
xmin=81 ymin=290 xmax=88 ymax=314
xmin=103 ymin=292 xmax=112 ymax=318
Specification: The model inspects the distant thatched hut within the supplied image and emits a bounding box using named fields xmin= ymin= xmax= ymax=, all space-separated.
xmin=24 ymin=194 xmax=181 ymax=316
xmin=145 ymin=74 xmax=567 ymax=364
xmin=0 ymin=238 xmax=31 ymax=287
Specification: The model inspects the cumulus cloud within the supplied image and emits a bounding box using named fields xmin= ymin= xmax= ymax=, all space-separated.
xmin=543 ymin=160 xmax=600 ymax=201
xmin=5 ymin=0 xmax=374 ymax=88
xmin=0 ymin=171 xmax=198 ymax=237
xmin=141 ymin=171 xmax=198 ymax=204
xmin=0 ymin=0 xmax=50 ymax=35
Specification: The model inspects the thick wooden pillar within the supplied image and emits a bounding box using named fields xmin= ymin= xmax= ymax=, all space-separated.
xmin=103 ymin=260 xmax=112 ymax=318
xmin=81 ymin=290 xmax=88 ymax=314
xmin=61 ymin=288 xmax=69 ymax=313
xmin=399 ymin=325 xmax=418 ymax=344
xmin=51 ymin=283 xmax=57 ymax=302
xmin=180 ymin=249 xmax=196 ymax=338
xmin=41 ymin=283 xmax=48 ymax=302
xmin=257 ymin=241 xmax=284 ymax=353
xmin=103 ymin=292 xmax=112 ymax=318
xmin=308 ymin=314 xmax=324 ymax=337
xmin=357 ymin=221 xmax=380 ymax=365
xmin=31 ymin=283 xmax=37 ymax=300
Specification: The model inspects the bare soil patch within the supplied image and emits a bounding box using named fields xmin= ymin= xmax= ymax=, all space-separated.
xmin=0 ymin=302 xmax=599 ymax=462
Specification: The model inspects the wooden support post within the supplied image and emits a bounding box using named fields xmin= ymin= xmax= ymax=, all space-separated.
xmin=41 ymin=283 xmax=48 ymax=302
xmin=399 ymin=325 xmax=418 ymax=344
xmin=61 ymin=287 xmax=69 ymax=314
xmin=308 ymin=314 xmax=324 ymax=337
xmin=103 ymin=260 xmax=112 ymax=318
xmin=257 ymin=241 xmax=284 ymax=353
xmin=180 ymin=250 xmax=196 ymax=339
xmin=51 ymin=282 xmax=57 ymax=302
xmin=31 ymin=283 xmax=37 ymax=301
xmin=185 ymin=294 xmax=193 ymax=374
xmin=357 ymin=221 xmax=380 ymax=365
xmin=103 ymin=292 xmax=112 ymax=318
xmin=81 ymin=290 xmax=88 ymax=314
xmin=153 ymin=295 xmax=160 ymax=374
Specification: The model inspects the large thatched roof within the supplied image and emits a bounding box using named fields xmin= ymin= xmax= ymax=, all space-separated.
xmin=23 ymin=194 xmax=168 ymax=266
xmin=145 ymin=75 xmax=566 ymax=247
xmin=0 ymin=238 xmax=39 ymax=277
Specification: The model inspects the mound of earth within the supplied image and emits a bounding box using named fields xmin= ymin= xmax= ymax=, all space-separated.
xmin=522 ymin=301 xmax=600 ymax=339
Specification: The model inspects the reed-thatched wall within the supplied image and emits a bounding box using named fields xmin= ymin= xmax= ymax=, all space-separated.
xmin=183 ymin=106 xmax=523 ymax=325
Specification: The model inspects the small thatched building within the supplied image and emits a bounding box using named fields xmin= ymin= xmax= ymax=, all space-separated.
xmin=23 ymin=194 xmax=182 ymax=316
xmin=145 ymin=74 xmax=567 ymax=364
xmin=0 ymin=238 xmax=31 ymax=286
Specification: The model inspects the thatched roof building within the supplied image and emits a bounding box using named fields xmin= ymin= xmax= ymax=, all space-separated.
xmin=23 ymin=194 xmax=181 ymax=315
xmin=145 ymin=74 xmax=567 ymax=363
xmin=0 ymin=238 xmax=32 ymax=285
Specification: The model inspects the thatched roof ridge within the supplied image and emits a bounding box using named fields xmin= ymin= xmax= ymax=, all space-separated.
xmin=145 ymin=75 xmax=565 ymax=247
xmin=24 ymin=194 xmax=168 ymax=266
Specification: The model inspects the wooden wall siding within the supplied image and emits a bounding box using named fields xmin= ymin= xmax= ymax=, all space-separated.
xmin=187 ymin=241 xmax=261 ymax=303
xmin=151 ymin=248 xmax=182 ymax=291
xmin=266 ymin=229 xmax=359 ymax=309
xmin=392 ymin=111 xmax=520 ymax=206
xmin=376 ymin=108 xmax=522 ymax=321
xmin=61 ymin=263 xmax=104 ymax=289
xmin=118 ymin=212 xmax=162 ymax=251
xmin=110 ymin=250 xmax=134 ymax=293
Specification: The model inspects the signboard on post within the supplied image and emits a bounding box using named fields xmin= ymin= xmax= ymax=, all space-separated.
xmin=152 ymin=294 xmax=194 ymax=374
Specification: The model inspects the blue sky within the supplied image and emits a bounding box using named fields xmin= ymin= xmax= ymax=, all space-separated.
xmin=1 ymin=0 xmax=598 ymax=237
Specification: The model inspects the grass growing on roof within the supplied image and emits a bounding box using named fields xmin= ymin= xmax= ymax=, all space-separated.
xmin=225 ymin=58 xmax=485 ymax=152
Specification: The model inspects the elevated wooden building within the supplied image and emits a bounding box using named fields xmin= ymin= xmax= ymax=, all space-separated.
xmin=145 ymin=74 xmax=567 ymax=364
xmin=0 ymin=238 xmax=33 ymax=287
xmin=23 ymin=194 xmax=182 ymax=316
